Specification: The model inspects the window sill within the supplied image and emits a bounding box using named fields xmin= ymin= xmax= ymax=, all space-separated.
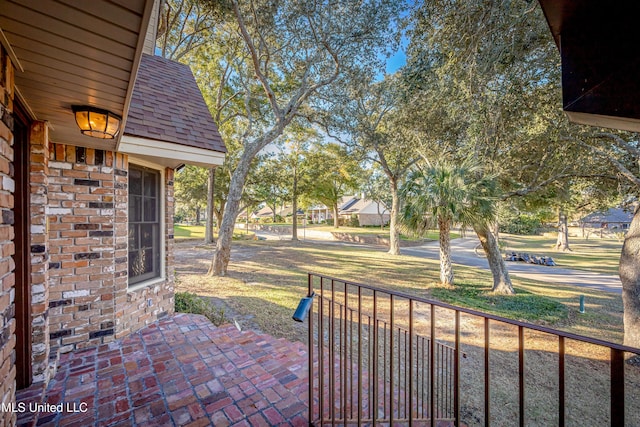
xmin=128 ymin=277 xmax=165 ymax=294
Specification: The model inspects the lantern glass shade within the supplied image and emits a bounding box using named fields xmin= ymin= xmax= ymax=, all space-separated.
xmin=72 ymin=106 xmax=121 ymax=139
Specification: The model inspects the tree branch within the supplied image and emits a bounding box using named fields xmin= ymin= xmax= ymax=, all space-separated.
xmin=232 ymin=0 xmax=282 ymax=118
xmin=500 ymin=172 xmax=571 ymax=200
xmin=568 ymin=136 xmax=640 ymax=188
xmin=595 ymin=132 xmax=640 ymax=158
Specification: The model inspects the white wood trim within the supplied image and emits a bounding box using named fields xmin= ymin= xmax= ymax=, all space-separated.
xmin=119 ymin=135 xmax=225 ymax=168
xmin=128 ymin=277 xmax=165 ymax=294
xmin=14 ymin=86 xmax=38 ymax=121
xmin=0 ymin=27 xmax=24 ymax=72
xmin=565 ymin=110 xmax=640 ymax=133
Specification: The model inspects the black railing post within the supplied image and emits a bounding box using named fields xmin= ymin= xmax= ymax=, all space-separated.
xmin=319 ymin=278 xmax=324 ymax=425
xmin=484 ymin=318 xmax=490 ymax=427
xmin=518 ymin=325 xmax=525 ymax=427
xmin=559 ymin=336 xmax=565 ymax=427
xmin=342 ymin=283 xmax=348 ymax=425
xmin=454 ymin=310 xmax=460 ymax=427
xmin=409 ymin=300 xmax=414 ymax=427
xmin=430 ymin=305 xmax=436 ymax=427
xmin=307 ymin=273 xmax=314 ymax=426
xmin=357 ymin=286 xmax=362 ymax=425
xmin=610 ymin=348 xmax=624 ymax=427
xmin=390 ymin=295 xmax=395 ymax=425
xmin=329 ymin=280 xmax=335 ymax=427
xmin=372 ymin=290 xmax=377 ymax=425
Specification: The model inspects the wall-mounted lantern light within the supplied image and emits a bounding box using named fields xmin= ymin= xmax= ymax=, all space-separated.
xmin=72 ymin=106 xmax=121 ymax=139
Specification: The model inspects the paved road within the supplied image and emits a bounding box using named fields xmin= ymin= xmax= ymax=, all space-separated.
xmin=404 ymin=238 xmax=622 ymax=294
xmin=254 ymin=229 xmax=623 ymax=294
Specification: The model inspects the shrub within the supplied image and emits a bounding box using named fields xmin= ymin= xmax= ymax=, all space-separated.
xmin=348 ymin=214 xmax=360 ymax=227
xmin=175 ymin=292 xmax=226 ymax=325
xmin=259 ymin=214 xmax=284 ymax=224
xmin=500 ymin=213 xmax=543 ymax=235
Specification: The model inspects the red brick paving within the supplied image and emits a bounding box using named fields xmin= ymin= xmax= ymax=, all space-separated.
xmin=16 ymin=314 xmax=308 ymax=426
xmin=15 ymin=314 xmax=466 ymax=427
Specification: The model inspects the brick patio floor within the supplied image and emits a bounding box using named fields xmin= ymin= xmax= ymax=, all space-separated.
xmin=16 ymin=314 xmax=309 ymax=427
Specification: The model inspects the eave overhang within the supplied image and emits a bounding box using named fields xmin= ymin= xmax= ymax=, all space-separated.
xmin=538 ymin=0 xmax=640 ymax=132
xmin=0 ymin=0 xmax=155 ymax=150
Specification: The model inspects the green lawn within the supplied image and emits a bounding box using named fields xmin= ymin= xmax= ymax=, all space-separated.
xmin=175 ymin=239 xmax=623 ymax=344
xmin=174 ymin=224 xmax=256 ymax=240
xmin=174 ymin=224 xmax=206 ymax=239
xmin=501 ymin=233 xmax=622 ymax=275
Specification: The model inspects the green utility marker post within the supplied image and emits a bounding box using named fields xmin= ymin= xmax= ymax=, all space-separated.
xmin=579 ymin=295 xmax=585 ymax=314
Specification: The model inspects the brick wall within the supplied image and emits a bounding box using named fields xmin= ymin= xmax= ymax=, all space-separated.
xmin=47 ymin=147 xmax=175 ymax=354
xmin=0 ymin=44 xmax=16 ymax=427
xmin=47 ymin=145 xmax=120 ymax=353
xmin=29 ymin=122 xmax=50 ymax=384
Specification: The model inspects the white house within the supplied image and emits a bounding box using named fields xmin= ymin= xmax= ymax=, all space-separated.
xmin=309 ymin=195 xmax=390 ymax=226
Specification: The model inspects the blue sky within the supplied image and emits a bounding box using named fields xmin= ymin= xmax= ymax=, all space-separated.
xmin=383 ymin=17 xmax=410 ymax=76
xmin=386 ymin=49 xmax=407 ymax=74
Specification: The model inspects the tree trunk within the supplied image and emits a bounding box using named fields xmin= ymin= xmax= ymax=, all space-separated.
xmin=475 ymin=224 xmax=515 ymax=294
xmin=195 ymin=205 xmax=201 ymax=225
xmin=291 ymin=198 xmax=299 ymax=240
xmin=491 ymin=221 xmax=500 ymax=246
xmin=438 ymin=216 xmax=454 ymax=285
xmin=209 ymin=155 xmax=253 ymax=276
xmin=621 ymin=205 xmax=640 ymax=350
xmin=333 ymin=203 xmax=339 ymax=229
xmin=205 ymin=167 xmax=216 ymax=244
xmin=292 ymin=171 xmax=298 ymax=240
xmin=214 ymin=207 xmax=223 ymax=232
xmin=555 ymin=210 xmax=571 ymax=251
xmin=388 ymin=179 xmax=400 ymax=255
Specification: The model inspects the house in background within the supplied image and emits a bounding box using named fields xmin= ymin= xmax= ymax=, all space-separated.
xmin=249 ymin=204 xmax=305 ymax=223
xmin=309 ymin=195 xmax=390 ymax=226
xmin=579 ymin=207 xmax=635 ymax=230
xmin=251 ymin=205 xmax=286 ymax=222
xmin=0 ymin=0 xmax=225 ymax=423
xmin=338 ymin=196 xmax=390 ymax=226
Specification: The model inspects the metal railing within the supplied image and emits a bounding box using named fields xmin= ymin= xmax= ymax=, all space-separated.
xmin=305 ymin=273 xmax=640 ymax=426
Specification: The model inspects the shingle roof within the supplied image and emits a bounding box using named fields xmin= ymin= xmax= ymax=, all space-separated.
xmin=580 ymin=207 xmax=634 ymax=224
xmin=340 ymin=197 xmax=360 ymax=212
xmin=124 ymin=54 xmax=226 ymax=154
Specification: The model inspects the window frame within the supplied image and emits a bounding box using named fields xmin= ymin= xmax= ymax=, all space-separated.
xmin=127 ymin=160 xmax=165 ymax=289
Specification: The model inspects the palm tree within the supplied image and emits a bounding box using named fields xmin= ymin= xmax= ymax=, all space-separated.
xmin=401 ymin=160 xmax=496 ymax=286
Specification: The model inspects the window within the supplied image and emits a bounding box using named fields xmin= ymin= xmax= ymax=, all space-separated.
xmin=128 ymin=165 xmax=161 ymax=285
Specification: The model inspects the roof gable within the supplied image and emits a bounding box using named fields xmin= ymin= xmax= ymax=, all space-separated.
xmin=123 ymin=54 xmax=226 ymax=154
